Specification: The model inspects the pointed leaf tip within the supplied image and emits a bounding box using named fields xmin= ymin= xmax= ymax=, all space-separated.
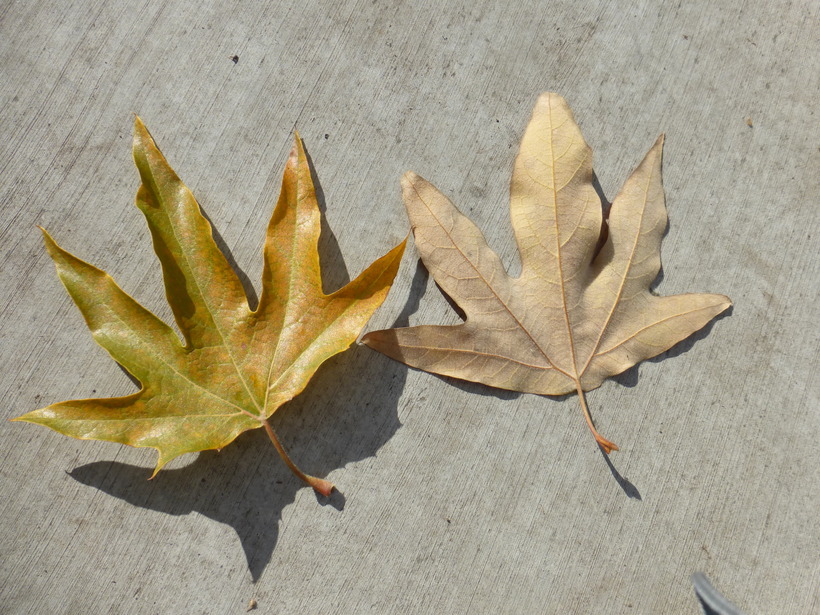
xmin=132 ymin=115 xmax=150 ymax=145
xmin=39 ymin=226 xmax=61 ymax=258
xmin=287 ymin=131 xmax=306 ymax=166
xmin=132 ymin=116 xmax=155 ymax=170
xmin=651 ymin=133 xmax=665 ymax=155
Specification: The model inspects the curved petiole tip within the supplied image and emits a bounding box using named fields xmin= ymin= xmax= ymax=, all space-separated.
xmin=597 ymin=437 xmax=619 ymax=455
xmin=306 ymin=476 xmax=335 ymax=497
xmin=575 ymin=382 xmax=619 ymax=454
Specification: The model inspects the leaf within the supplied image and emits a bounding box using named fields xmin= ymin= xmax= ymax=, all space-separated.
xmin=15 ymin=118 xmax=406 ymax=495
xmin=362 ymin=93 xmax=731 ymax=453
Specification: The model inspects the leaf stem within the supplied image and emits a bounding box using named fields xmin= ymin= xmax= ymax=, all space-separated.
xmin=262 ymin=419 xmax=334 ymax=496
xmin=575 ymin=382 xmax=619 ymax=454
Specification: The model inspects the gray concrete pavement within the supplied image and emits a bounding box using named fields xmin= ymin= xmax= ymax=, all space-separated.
xmin=1 ymin=1 xmax=817 ymax=613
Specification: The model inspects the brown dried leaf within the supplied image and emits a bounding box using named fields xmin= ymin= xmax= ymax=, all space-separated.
xmin=363 ymin=93 xmax=731 ymax=452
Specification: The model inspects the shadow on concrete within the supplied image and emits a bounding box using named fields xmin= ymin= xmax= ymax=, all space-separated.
xmin=68 ymin=145 xmax=413 ymax=582
xmin=70 ymin=341 xmax=406 ymax=581
xmin=303 ymin=141 xmax=352 ymax=295
xmin=591 ymin=171 xmax=612 ymax=255
xmin=598 ymin=446 xmax=642 ymax=499
xmin=202 ymin=207 xmax=260 ymax=311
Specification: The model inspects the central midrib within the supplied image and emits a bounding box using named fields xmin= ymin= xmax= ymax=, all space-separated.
xmin=548 ymin=97 xmax=582 ymax=383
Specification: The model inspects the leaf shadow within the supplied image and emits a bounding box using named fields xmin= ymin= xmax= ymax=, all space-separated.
xmin=301 ymin=140 xmax=351 ymax=294
xmin=201 ymin=208 xmax=260 ymax=311
xmin=437 ymin=376 xmax=521 ymax=401
xmin=598 ymin=446 xmax=642 ymax=499
xmin=67 ymin=150 xmax=410 ymax=582
xmin=591 ymin=171 xmax=612 ymax=256
xmin=70 ymin=340 xmax=407 ymax=582
xmin=387 ymin=258 xmax=433 ymax=328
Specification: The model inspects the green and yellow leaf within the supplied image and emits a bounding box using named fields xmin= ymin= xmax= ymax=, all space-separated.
xmin=15 ymin=118 xmax=406 ymax=495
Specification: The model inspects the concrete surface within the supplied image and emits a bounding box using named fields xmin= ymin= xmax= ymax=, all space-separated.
xmin=1 ymin=1 xmax=817 ymax=613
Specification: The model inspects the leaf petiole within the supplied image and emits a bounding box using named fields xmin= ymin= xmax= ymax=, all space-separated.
xmin=262 ymin=419 xmax=334 ymax=496
xmin=575 ymin=382 xmax=619 ymax=454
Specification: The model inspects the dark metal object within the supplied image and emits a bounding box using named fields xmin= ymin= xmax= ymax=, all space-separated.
xmin=692 ymin=573 xmax=747 ymax=615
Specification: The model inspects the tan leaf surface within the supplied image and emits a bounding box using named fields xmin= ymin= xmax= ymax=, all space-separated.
xmin=15 ymin=118 xmax=406 ymax=494
xmin=363 ymin=93 xmax=731 ymax=452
